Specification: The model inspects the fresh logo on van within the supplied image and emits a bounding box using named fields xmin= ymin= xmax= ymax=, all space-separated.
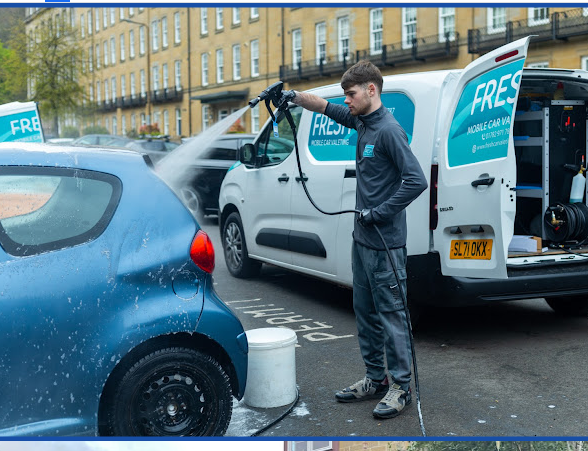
xmin=448 ymin=59 xmax=525 ymax=167
xmin=363 ymin=144 xmax=375 ymax=157
xmin=307 ymin=93 xmax=415 ymax=162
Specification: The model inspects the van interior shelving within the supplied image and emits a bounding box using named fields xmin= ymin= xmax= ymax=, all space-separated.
xmin=511 ymin=73 xmax=588 ymax=258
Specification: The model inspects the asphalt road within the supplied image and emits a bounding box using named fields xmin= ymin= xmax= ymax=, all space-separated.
xmin=199 ymin=217 xmax=588 ymax=438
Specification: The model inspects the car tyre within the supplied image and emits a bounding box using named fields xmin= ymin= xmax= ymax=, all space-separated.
xmin=545 ymin=296 xmax=588 ymax=316
xmin=223 ymin=212 xmax=261 ymax=278
xmin=104 ymin=347 xmax=232 ymax=436
xmin=180 ymin=186 xmax=204 ymax=221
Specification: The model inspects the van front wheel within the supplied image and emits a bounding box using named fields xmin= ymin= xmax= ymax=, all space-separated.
xmin=545 ymin=296 xmax=588 ymax=316
xmin=223 ymin=212 xmax=261 ymax=278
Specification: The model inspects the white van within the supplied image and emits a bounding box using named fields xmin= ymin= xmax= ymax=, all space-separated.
xmin=219 ymin=37 xmax=588 ymax=317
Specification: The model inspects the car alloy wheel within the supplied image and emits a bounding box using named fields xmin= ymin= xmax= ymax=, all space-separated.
xmin=222 ymin=212 xmax=261 ymax=278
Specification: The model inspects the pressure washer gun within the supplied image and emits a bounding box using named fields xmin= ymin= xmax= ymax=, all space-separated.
xmin=249 ymin=81 xmax=295 ymax=122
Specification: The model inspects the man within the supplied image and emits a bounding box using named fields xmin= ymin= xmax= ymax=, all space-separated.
xmin=284 ymin=60 xmax=427 ymax=419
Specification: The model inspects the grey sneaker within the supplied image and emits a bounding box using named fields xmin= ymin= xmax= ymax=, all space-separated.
xmin=372 ymin=383 xmax=412 ymax=418
xmin=335 ymin=376 xmax=388 ymax=403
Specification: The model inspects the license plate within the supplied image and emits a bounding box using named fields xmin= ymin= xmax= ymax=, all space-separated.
xmin=450 ymin=239 xmax=492 ymax=260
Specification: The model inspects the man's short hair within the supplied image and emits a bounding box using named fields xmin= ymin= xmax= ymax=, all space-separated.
xmin=341 ymin=60 xmax=383 ymax=95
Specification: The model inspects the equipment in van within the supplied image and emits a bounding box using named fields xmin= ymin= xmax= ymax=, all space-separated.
xmin=250 ymin=83 xmax=427 ymax=436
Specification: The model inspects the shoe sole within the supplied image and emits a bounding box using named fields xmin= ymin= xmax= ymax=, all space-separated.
xmin=372 ymin=397 xmax=412 ymax=419
xmin=335 ymin=393 xmax=387 ymax=403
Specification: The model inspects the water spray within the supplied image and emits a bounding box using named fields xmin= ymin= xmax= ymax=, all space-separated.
xmin=250 ymin=83 xmax=426 ymax=437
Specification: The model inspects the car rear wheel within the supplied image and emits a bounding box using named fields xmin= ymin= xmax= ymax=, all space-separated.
xmin=223 ymin=212 xmax=261 ymax=278
xmin=180 ymin=186 xmax=204 ymax=220
xmin=545 ymin=296 xmax=588 ymax=316
xmin=104 ymin=347 xmax=232 ymax=436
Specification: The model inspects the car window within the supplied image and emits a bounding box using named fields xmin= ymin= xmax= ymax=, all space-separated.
xmin=164 ymin=141 xmax=179 ymax=151
xmin=77 ymin=136 xmax=97 ymax=145
xmin=206 ymin=146 xmax=237 ymax=161
xmin=0 ymin=168 xmax=121 ymax=256
xmin=257 ymin=106 xmax=302 ymax=167
xmin=137 ymin=141 xmax=166 ymax=151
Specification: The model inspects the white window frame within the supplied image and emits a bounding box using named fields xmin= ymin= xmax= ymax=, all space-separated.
xmin=110 ymin=7 xmax=115 ymax=26
xmin=250 ymin=8 xmax=259 ymax=20
xmin=89 ymin=84 xmax=94 ymax=102
xmin=96 ymin=44 xmax=100 ymax=69
xmin=201 ymin=53 xmax=209 ymax=86
xmin=233 ymin=8 xmax=241 ymax=25
xmin=582 ymin=56 xmax=588 ymax=71
xmin=528 ymin=7 xmax=550 ymax=26
xmin=129 ymin=7 xmax=134 ymax=17
xmin=119 ymin=7 xmax=124 ymax=20
xmin=102 ymin=8 xmax=107 ymax=29
xmin=251 ymin=39 xmax=259 ymax=77
xmin=174 ymin=12 xmax=181 ymax=44
xmin=251 ymin=104 xmax=259 ymax=133
xmin=111 ymin=75 xmax=117 ymax=102
xmin=88 ymin=46 xmax=93 ymax=72
xmin=162 ymin=16 xmax=168 ymax=48
xmin=175 ymin=60 xmax=182 ymax=90
xmin=316 ymin=22 xmax=326 ymax=65
xmin=121 ymin=74 xmax=126 ymax=99
xmin=201 ymin=8 xmax=208 ymax=34
xmin=110 ymin=37 xmax=116 ymax=65
xmin=130 ymin=72 xmax=136 ymax=99
xmin=401 ymin=7 xmax=416 ymax=50
xmin=292 ymin=28 xmax=302 ymax=69
xmin=152 ymin=64 xmax=160 ymax=92
xmin=104 ymin=79 xmax=109 ymax=104
xmin=120 ymin=34 xmax=125 ymax=61
xmin=129 ymin=30 xmax=135 ymax=58
xmin=163 ymin=110 xmax=169 ymax=135
xmin=487 ymin=8 xmax=506 ymax=34
xmin=87 ymin=10 xmax=92 ymax=36
xmin=139 ymin=26 xmax=146 ymax=55
xmin=202 ymin=105 xmax=210 ymax=131
xmin=152 ymin=19 xmax=159 ymax=52
xmin=131 ymin=113 xmax=136 ymax=131
xmin=121 ymin=115 xmax=126 ymax=136
xmin=216 ymin=48 xmax=224 ymax=84
xmin=103 ymin=41 xmax=109 ymax=67
xmin=105 ymin=117 xmax=109 ymax=132
xmin=216 ymin=8 xmax=224 ymax=30
xmin=370 ymin=8 xmax=383 ymax=54
xmin=175 ymin=108 xmax=182 ymax=136
xmin=95 ymin=8 xmax=100 ymax=33
xmin=233 ymin=44 xmax=241 ymax=80
xmin=338 ymin=16 xmax=350 ymax=62
xmin=81 ymin=14 xmax=85 ymax=38
xmin=438 ymin=7 xmax=455 ymax=42
xmin=140 ymin=69 xmax=146 ymax=97
xmin=162 ymin=63 xmax=169 ymax=90
xmin=527 ymin=61 xmax=549 ymax=68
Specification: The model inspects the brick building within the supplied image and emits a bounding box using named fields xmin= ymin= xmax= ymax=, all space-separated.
xmin=24 ymin=6 xmax=588 ymax=139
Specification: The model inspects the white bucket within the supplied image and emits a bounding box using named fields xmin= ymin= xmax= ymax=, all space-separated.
xmin=243 ymin=327 xmax=298 ymax=408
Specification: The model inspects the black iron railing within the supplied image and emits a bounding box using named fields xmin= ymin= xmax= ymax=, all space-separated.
xmin=280 ymin=33 xmax=459 ymax=83
xmin=151 ymin=87 xmax=183 ymax=104
xmin=468 ymin=7 xmax=588 ymax=54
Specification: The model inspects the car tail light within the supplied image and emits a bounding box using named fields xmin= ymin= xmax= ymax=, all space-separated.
xmin=190 ymin=230 xmax=215 ymax=273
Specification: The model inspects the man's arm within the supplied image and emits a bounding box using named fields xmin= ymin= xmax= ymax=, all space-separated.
xmin=292 ymin=91 xmax=328 ymax=114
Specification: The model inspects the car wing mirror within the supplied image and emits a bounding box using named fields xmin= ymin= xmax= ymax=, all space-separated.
xmin=239 ymin=143 xmax=257 ymax=167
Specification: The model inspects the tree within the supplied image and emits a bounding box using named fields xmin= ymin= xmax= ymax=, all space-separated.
xmin=9 ymin=13 xmax=84 ymax=136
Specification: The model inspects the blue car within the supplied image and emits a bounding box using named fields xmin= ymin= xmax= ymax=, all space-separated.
xmin=0 ymin=143 xmax=248 ymax=436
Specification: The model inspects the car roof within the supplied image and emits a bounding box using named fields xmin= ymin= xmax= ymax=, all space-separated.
xmin=0 ymin=142 xmax=149 ymax=173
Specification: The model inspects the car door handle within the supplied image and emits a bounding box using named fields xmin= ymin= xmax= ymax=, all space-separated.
xmin=471 ymin=177 xmax=495 ymax=187
xmin=295 ymin=173 xmax=309 ymax=183
xmin=278 ymin=174 xmax=290 ymax=182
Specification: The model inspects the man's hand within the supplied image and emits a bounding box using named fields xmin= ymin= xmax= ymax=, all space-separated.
xmin=357 ymin=209 xmax=375 ymax=227
xmin=276 ymin=90 xmax=296 ymax=110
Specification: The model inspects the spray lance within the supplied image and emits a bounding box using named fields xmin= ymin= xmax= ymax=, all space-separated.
xmin=249 ymin=83 xmax=427 ymax=437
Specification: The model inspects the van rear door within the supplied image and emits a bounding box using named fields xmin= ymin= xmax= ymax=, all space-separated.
xmin=435 ymin=37 xmax=530 ymax=279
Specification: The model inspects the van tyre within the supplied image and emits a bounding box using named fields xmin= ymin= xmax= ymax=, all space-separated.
xmin=103 ymin=347 xmax=232 ymax=436
xmin=223 ymin=212 xmax=262 ymax=278
xmin=545 ymin=296 xmax=588 ymax=316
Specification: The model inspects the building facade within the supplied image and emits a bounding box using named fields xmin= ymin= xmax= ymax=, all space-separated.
xmin=24 ymin=6 xmax=588 ymax=139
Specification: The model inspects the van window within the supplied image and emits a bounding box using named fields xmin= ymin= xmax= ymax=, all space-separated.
xmin=307 ymin=92 xmax=415 ymax=162
xmin=0 ymin=168 xmax=121 ymax=256
xmin=256 ymin=106 xmax=302 ymax=167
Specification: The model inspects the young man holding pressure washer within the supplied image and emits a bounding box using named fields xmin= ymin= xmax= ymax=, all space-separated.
xmin=278 ymin=60 xmax=428 ymax=419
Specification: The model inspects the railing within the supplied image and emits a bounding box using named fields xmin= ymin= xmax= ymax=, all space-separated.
xmin=280 ymin=32 xmax=459 ymax=83
xmin=468 ymin=7 xmax=588 ymax=54
xmin=151 ymin=87 xmax=183 ymax=104
xmin=98 ymin=100 xmax=116 ymax=112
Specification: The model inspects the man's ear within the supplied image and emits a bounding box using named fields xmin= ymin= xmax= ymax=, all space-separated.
xmin=368 ymin=83 xmax=377 ymax=97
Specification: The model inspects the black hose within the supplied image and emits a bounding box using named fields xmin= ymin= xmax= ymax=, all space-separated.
xmin=249 ymin=387 xmax=301 ymax=437
xmin=284 ymin=107 xmax=427 ymax=437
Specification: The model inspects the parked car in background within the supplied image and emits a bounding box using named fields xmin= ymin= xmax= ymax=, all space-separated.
xmin=71 ymin=134 xmax=134 ymax=147
xmin=0 ymin=142 xmax=248 ymax=436
xmin=126 ymin=138 xmax=180 ymax=163
xmin=173 ymin=134 xmax=255 ymax=219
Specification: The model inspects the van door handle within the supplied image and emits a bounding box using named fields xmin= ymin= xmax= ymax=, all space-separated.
xmin=471 ymin=177 xmax=495 ymax=187
xmin=278 ymin=174 xmax=290 ymax=182
xmin=295 ymin=173 xmax=309 ymax=182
